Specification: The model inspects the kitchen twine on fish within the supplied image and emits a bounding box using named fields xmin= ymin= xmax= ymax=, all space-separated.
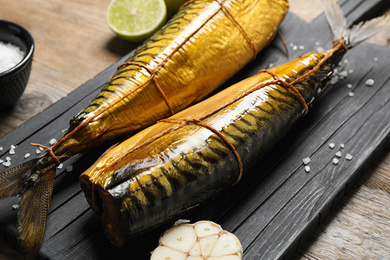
xmin=257 ymin=69 xmax=309 ymax=115
xmin=117 ymin=61 xmax=175 ymax=115
xmin=159 ymin=118 xmax=244 ymax=184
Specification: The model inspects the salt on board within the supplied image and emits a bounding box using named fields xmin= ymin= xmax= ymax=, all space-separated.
xmin=0 ymin=41 xmax=25 ymax=73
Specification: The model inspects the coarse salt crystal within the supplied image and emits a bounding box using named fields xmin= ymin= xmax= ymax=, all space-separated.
xmin=349 ymin=69 xmax=353 ymax=74
xmin=12 ymin=204 xmax=19 ymax=210
xmin=0 ymin=41 xmax=25 ymax=73
xmin=347 ymin=84 xmax=352 ymax=89
xmin=305 ymin=165 xmax=311 ymax=173
xmin=348 ymin=92 xmax=354 ymax=97
xmin=335 ymin=151 xmax=342 ymax=157
xmin=340 ymin=143 xmax=345 ymax=148
xmin=346 ymin=153 xmax=353 ymax=160
xmin=365 ymin=79 xmax=374 ymax=86
xmin=36 ymin=148 xmax=42 ymax=154
xmin=0 ymin=159 xmax=3 ymax=163
xmin=9 ymin=145 xmax=16 ymax=154
xmin=293 ymin=45 xmax=298 ymax=51
xmin=24 ymin=153 xmax=31 ymax=159
xmin=57 ymin=163 xmax=63 ymax=169
xmin=343 ymin=59 xmax=348 ymax=64
xmin=333 ymin=158 xmax=339 ymax=165
xmin=0 ymin=146 xmax=3 ymax=151
xmin=302 ymin=157 xmax=311 ymax=165
xmin=316 ymin=47 xmax=325 ymax=52
xmin=49 ymin=138 xmax=57 ymax=145
xmin=329 ymin=143 xmax=335 ymax=149
xmin=338 ymin=71 xmax=348 ymax=78
xmin=299 ymin=45 xmax=304 ymax=50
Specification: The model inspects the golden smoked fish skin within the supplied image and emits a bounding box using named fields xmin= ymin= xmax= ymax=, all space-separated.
xmin=56 ymin=0 xmax=289 ymax=157
xmin=0 ymin=1 xmax=288 ymax=258
xmin=80 ymin=48 xmax=345 ymax=247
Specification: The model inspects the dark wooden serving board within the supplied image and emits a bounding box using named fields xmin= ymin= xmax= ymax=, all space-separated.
xmin=1 ymin=0 xmax=390 ymax=259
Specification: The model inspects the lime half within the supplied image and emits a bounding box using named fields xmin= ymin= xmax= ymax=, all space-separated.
xmin=107 ymin=0 xmax=167 ymax=42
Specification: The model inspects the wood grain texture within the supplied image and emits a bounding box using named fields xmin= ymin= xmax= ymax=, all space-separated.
xmin=0 ymin=0 xmax=389 ymax=259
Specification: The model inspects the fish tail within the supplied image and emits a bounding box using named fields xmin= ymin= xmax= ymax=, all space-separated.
xmin=0 ymin=158 xmax=56 ymax=259
xmin=324 ymin=0 xmax=390 ymax=49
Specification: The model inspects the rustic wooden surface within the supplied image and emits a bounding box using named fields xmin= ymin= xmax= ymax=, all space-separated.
xmin=0 ymin=0 xmax=389 ymax=259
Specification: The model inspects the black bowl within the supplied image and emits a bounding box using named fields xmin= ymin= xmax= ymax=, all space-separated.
xmin=0 ymin=20 xmax=34 ymax=109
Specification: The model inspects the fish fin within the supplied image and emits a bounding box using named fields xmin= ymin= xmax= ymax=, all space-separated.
xmin=17 ymin=165 xmax=56 ymax=259
xmin=0 ymin=159 xmax=56 ymax=259
xmin=324 ymin=0 xmax=390 ymax=48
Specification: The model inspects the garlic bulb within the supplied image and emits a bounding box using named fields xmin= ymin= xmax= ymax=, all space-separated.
xmin=151 ymin=220 xmax=242 ymax=260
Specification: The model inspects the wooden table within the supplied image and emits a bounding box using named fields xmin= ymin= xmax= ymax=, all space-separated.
xmin=0 ymin=0 xmax=389 ymax=259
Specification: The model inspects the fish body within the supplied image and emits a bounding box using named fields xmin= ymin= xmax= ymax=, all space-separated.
xmin=80 ymin=0 xmax=390 ymax=248
xmin=0 ymin=0 xmax=289 ymax=257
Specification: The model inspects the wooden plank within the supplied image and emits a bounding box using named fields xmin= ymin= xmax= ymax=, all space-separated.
xmin=0 ymin=0 xmax=389 ymax=259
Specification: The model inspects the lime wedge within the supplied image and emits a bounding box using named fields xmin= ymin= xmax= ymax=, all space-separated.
xmin=106 ymin=0 xmax=167 ymax=42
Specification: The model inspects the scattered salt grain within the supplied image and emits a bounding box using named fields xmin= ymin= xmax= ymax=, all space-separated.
xmin=343 ymin=59 xmax=348 ymax=64
xmin=347 ymin=84 xmax=352 ymax=89
xmin=57 ymin=163 xmax=63 ymax=169
xmin=330 ymin=76 xmax=339 ymax=85
xmin=12 ymin=204 xmax=19 ymax=210
xmin=0 ymin=159 xmax=3 ymax=163
xmin=332 ymin=158 xmax=339 ymax=165
xmin=340 ymin=143 xmax=345 ymax=148
xmin=0 ymin=41 xmax=25 ymax=73
xmin=289 ymin=42 xmax=294 ymax=47
xmin=0 ymin=146 xmax=3 ymax=151
xmin=374 ymin=57 xmax=378 ymax=62
xmin=335 ymin=151 xmax=342 ymax=158
xmin=348 ymin=92 xmax=354 ymax=97
xmin=66 ymin=165 xmax=73 ymax=172
xmin=9 ymin=145 xmax=16 ymax=155
xmin=49 ymin=138 xmax=57 ymax=145
xmin=338 ymin=70 xmax=348 ymax=78
xmin=293 ymin=45 xmax=298 ymax=51
xmin=299 ymin=45 xmax=304 ymax=50
xmin=302 ymin=157 xmax=311 ymax=165
xmin=365 ymin=79 xmax=375 ymax=86
xmin=346 ymin=153 xmax=353 ymax=161
xmin=36 ymin=148 xmax=42 ymax=154
xmin=268 ymin=63 xmax=274 ymax=68
xmin=3 ymin=161 xmax=11 ymax=167
xmin=349 ymin=69 xmax=353 ymax=74
xmin=329 ymin=143 xmax=335 ymax=149
xmin=24 ymin=153 xmax=30 ymax=159
xmin=305 ymin=165 xmax=311 ymax=173
xmin=316 ymin=47 xmax=325 ymax=52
